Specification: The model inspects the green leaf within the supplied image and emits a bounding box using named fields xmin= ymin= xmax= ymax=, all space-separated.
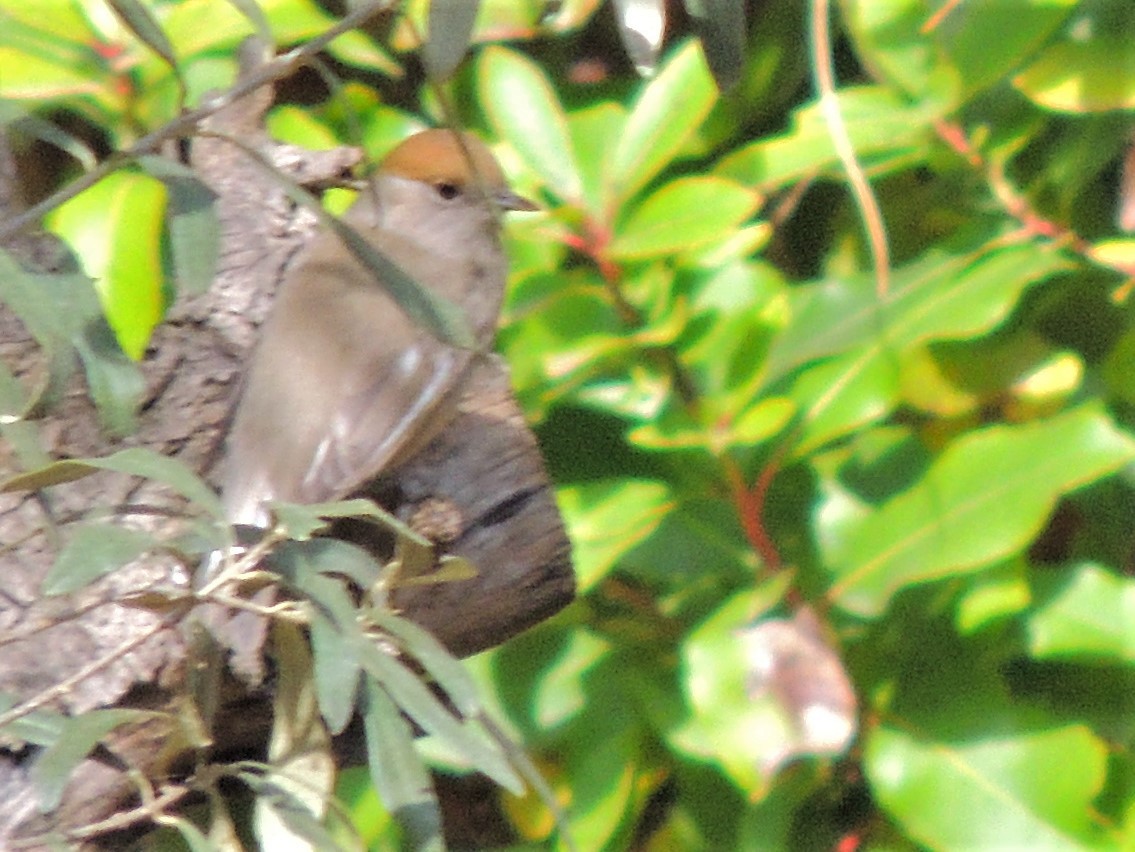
xmin=137 ymin=156 xmax=219 ymax=297
xmin=557 ymin=480 xmax=674 ymax=592
xmin=356 ymin=641 xmax=521 ymax=793
xmin=608 ymin=176 xmax=757 ymax=259
xmin=867 ymin=722 xmax=1108 ymax=849
xmin=1027 ymin=563 xmax=1135 ymax=665
xmin=0 ymin=101 xmax=96 ymax=170
xmin=478 ymin=45 xmax=581 ymax=203
xmin=1 ymin=447 xmax=224 ymax=519
xmin=42 ymin=523 xmax=157 ymax=596
xmin=32 ymin=709 xmax=145 ymax=812
xmin=1014 ymin=28 xmax=1135 ymax=113
xmin=826 ymin=405 xmax=1135 ymax=617
xmin=932 ymin=0 xmax=1076 ymax=98
xmin=222 ymin=0 xmax=274 ymax=49
xmin=310 ymin=612 xmax=362 ymax=735
xmin=47 ymin=169 xmax=168 ymax=360
xmin=775 ymin=241 xmax=1072 ymax=453
xmin=423 ymin=0 xmax=480 ymax=80
xmin=107 ymin=0 xmax=180 ymax=72
xmin=610 ymin=40 xmax=717 ymax=205
xmin=0 ymin=692 xmax=66 ymax=748
xmin=362 ymin=680 xmax=442 ymax=851
xmin=368 ymin=611 xmax=481 ymax=717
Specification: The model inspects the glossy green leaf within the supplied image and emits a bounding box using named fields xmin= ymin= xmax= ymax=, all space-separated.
xmin=42 ymin=523 xmax=157 ymax=596
xmin=608 ymin=176 xmax=756 ymax=259
xmin=47 ymin=170 xmax=168 ymax=360
xmin=32 ymin=709 xmax=145 ymax=812
xmin=478 ymin=45 xmax=581 ymax=202
xmin=1027 ymin=563 xmax=1135 ymax=665
xmin=610 ymin=40 xmax=717 ymax=205
xmin=841 ymin=0 xmax=947 ymax=101
xmin=557 ymin=480 xmax=674 ymax=591
xmin=867 ymin=722 xmax=1108 ymax=849
xmin=932 ymin=0 xmax=1076 ymax=98
xmin=1014 ymin=32 xmax=1135 ymax=113
xmin=361 ymin=680 xmax=441 ymax=851
xmin=826 ymin=405 xmax=1135 ymax=617
xmin=775 ymin=242 xmax=1071 ymax=453
xmin=106 ymin=0 xmax=181 ymax=81
xmin=423 ymin=0 xmax=480 ymax=80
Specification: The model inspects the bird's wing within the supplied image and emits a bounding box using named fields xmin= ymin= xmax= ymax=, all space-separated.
xmin=295 ymin=331 xmax=472 ymax=505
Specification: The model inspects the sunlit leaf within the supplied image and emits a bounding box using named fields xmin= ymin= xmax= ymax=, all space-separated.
xmin=610 ymin=40 xmax=717 ymax=205
xmin=479 ymin=45 xmax=582 ymax=203
xmin=826 ymin=405 xmax=1135 ymax=617
xmin=1027 ymin=563 xmax=1135 ymax=665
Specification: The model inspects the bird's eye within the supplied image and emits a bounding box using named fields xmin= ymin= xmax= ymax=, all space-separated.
xmin=435 ymin=182 xmax=461 ymax=200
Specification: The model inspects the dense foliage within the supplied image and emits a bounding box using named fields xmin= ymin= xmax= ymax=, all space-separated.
xmin=2 ymin=1 xmax=1134 ymax=849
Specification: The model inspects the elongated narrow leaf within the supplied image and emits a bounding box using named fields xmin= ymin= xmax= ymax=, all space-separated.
xmin=0 ymin=692 xmax=66 ymax=748
xmin=478 ymin=46 xmax=581 ymax=202
xmin=362 ymin=680 xmax=442 ymax=850
xmin=311 ymin=613 xmax=362 ymax=735
xmin=32 ymin=709 xmax=146 ymax=811
xmin=42 ymin=523 xmax=157 ymax=595
xmin=107 ymin=0 xmax=185 ymax=103
xmin=424 ymin=0 xmax=480 ymax=80
xmin=1 ymin=448 xmax=224 ymax=520
xmin=357 ymin=642 xmax=521 ymax=792
xmin=369 ymin=610 xmax=481 ymax=717
xmin=826 ymin=405 xmax=1135 ymax=617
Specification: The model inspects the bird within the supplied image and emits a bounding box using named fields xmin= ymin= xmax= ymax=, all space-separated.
xmin=220 ymin=128 xmax=535 ymax=530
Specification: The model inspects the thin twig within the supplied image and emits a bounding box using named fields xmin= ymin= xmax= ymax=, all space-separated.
xmin=0 ymin=617 xmax=170 ymax=729
xmin=809 ymin=0 xmax=891 ymax=298
xmin=8 ymin=783 xmax=190 ymax=848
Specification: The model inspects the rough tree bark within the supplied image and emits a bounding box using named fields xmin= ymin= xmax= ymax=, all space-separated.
xmin=0 ymin=41 xmax=573 ymax=848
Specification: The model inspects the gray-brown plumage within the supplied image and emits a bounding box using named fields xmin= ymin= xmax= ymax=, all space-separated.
xmin=222 ymin=129 xmax=534 ymax=527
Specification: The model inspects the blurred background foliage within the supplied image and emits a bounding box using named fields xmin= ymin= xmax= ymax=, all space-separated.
xmin=2 ymin=0 xmax=1135 ymax=849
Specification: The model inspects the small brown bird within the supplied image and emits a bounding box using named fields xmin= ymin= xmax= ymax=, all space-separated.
xmin=221 ymin=129 xmax=534 ymax=528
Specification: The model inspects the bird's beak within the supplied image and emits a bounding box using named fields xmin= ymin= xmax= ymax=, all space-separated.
xmin=495 ymin=189 xmax=539 ymax=212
